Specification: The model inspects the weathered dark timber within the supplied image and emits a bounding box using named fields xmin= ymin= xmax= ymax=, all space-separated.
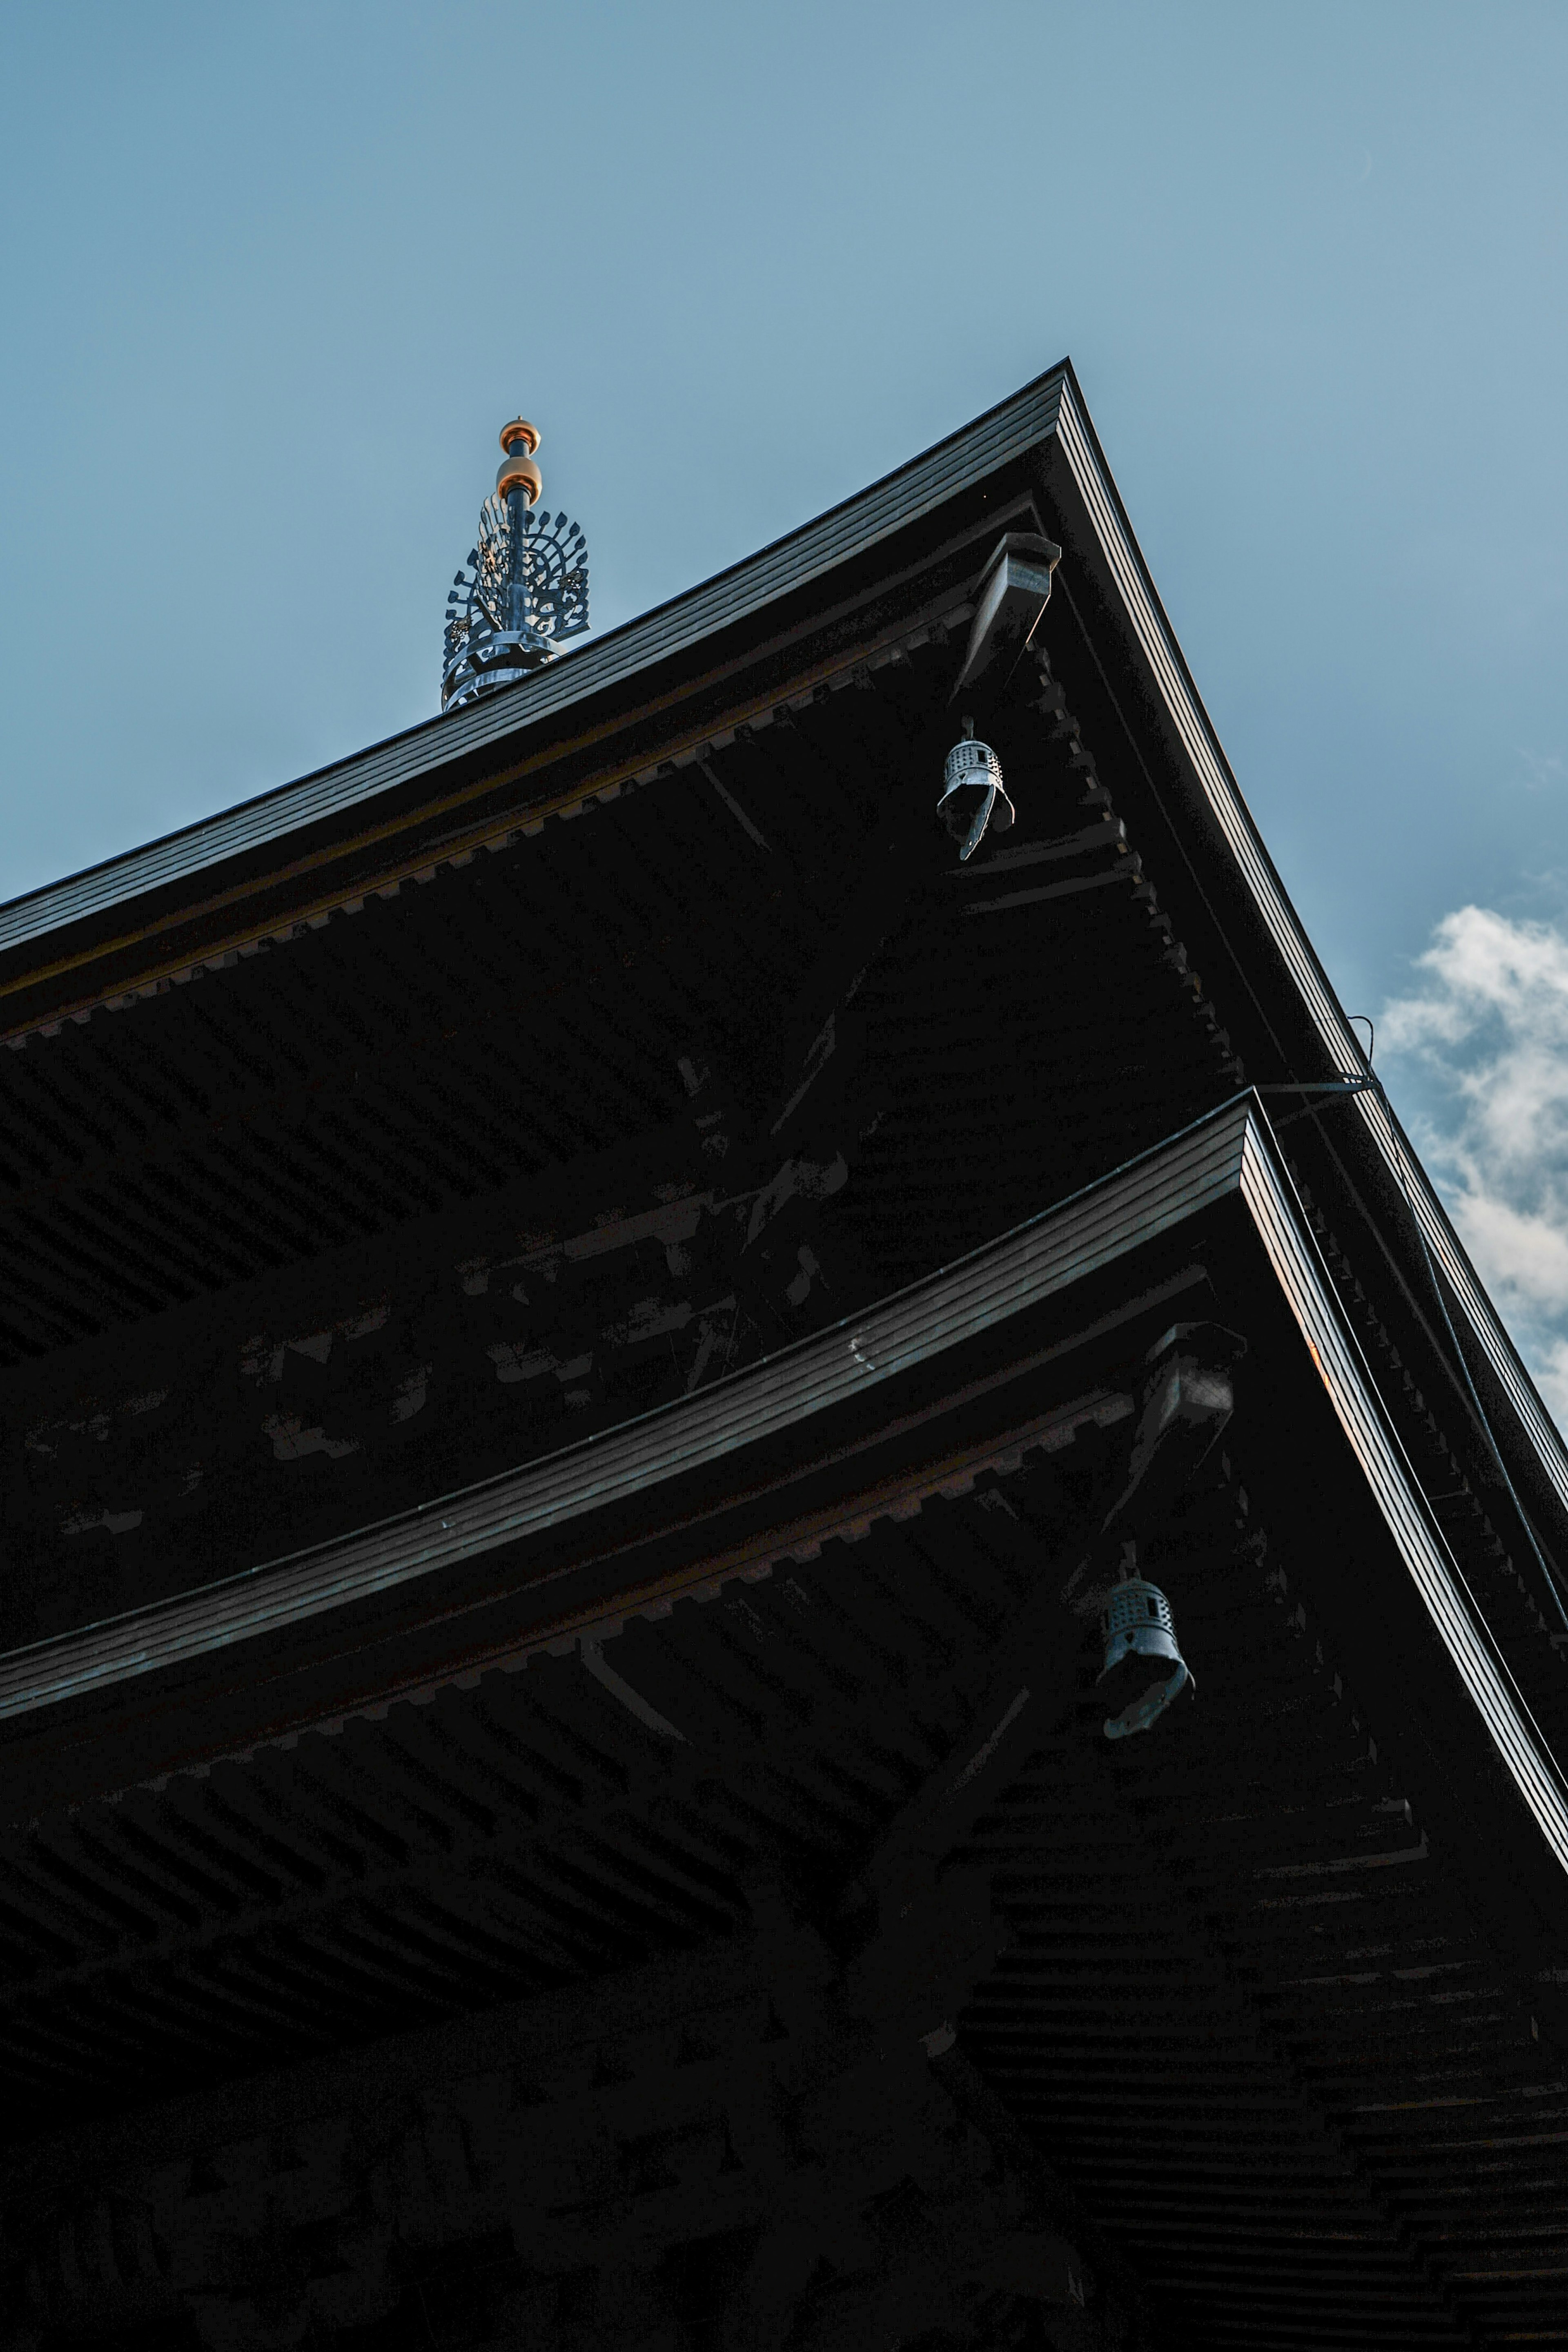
xmin=0 ymin=365 xmax=1565 ymax=2352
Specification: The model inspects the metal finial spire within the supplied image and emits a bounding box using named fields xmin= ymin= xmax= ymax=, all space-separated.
xmin=440 ymin=415 xmax=590 ymax=713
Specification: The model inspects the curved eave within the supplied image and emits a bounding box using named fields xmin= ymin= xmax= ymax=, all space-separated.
xmin=3 ymin=1095 xmax=1564 ymax=1955
xmin=4 ymin=355 xmax=1564 ymax=1761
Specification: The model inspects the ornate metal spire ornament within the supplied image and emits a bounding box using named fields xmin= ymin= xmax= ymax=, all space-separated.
xmin=440 ymin=417 xmax=589 ymax=713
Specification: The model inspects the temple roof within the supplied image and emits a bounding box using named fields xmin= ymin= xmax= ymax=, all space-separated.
xmin=2 ymin=366 xmax=1567 ymax=2351
xmin=1 ymin=361 xmax=1562 ymax=1656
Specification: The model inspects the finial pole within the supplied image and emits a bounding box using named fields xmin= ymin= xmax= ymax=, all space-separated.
xmin=440 ymin=416 xmax=588 ymax=713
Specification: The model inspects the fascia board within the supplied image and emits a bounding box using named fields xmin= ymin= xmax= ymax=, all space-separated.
xmin=1232 ymin=1108 xmax=1568 ymax=1874
xmin=1 ymin=1095 xmax=1563 ymax=1886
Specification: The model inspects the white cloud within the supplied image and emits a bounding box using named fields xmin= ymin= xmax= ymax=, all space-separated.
xmin=1519 ymin=748 xmax=1566 ymax=793
xmin=1532 ymin=1340 xmax=1568 ymax=1429
xmin=1380 ymin=905 xmax=1568 ymax=1425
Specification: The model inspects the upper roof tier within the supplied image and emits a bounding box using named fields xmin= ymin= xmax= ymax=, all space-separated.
xmin=0 ymin=363 xmax=1561 ymax=1578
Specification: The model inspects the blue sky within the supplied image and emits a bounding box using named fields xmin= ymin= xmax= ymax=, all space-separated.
xmin=3 ymin=2 xmax=1568 ymax=1400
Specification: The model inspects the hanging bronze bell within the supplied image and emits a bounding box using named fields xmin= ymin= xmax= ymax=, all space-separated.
xmin=1098 ymin=1575 xmax=1194 ymax=1740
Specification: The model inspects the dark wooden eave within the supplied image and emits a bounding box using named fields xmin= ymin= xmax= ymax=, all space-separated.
xmin=1 ymin=361 xmax=1562 ymax=1667
xmin=0 ymin=1102 xmax=1566 ymax=2347
xmin=4 ymin=1099 xmax=1565 ymax=1927
xmin=3 ymin=369 xmax=1568 ymax=2352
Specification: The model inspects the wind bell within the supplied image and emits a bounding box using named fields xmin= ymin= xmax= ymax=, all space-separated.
xmin=1098 ymin=1563 xmax=1194 ymax=1741
xmin=938 ymin=718 xmax=1014 ymax=862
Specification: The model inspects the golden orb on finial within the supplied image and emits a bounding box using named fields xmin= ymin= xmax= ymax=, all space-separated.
xmin=497 ymin=417 xmax=543 ymax=504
